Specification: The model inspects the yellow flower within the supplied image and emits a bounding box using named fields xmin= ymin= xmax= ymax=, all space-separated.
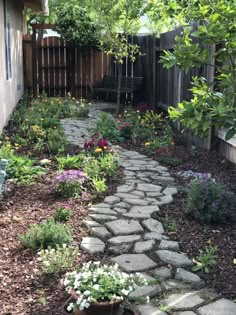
xmin=6 ymin=144 xmax=11 ymax=148
xmin=95 ymin=147 xmax=102 ymax=153
xmin=144 ymin=142 xmax=150 ymax=146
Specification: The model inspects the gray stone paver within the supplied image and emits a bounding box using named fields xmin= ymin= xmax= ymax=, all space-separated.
xmin=62 ymin=104 xmax=234 ymax=315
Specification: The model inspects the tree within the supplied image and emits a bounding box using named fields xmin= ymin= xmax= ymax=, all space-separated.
xmin=160 ymin=0 xmax=236 ymax=140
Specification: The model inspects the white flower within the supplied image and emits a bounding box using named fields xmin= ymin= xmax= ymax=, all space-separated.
xmin=93 ymin=284 xmax=100 ymax=290
xmin=146 ymin=296 xmax=150 ymax=304
xmin=67 ymin=303 xmax=74 ymax=312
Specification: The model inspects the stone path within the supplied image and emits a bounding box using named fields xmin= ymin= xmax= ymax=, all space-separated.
xmin=62 ymin=103 xmax=236 ymax=315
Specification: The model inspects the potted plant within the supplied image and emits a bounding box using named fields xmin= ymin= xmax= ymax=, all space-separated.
xmin=62 ymin=261 xmax=147 ymax=315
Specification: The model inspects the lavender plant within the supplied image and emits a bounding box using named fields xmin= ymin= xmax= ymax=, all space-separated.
xmin=187 ymin=178 xmax=235 ymax=224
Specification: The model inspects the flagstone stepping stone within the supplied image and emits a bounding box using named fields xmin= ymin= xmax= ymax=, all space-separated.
xmin=83 ymin=220 xmax=101 ymax=228
xmin=131 ymin=190 xmax=145 ymax=197
xmin=156 ymin=250 xmax=193 ymax=267
xmin=89 ymin=214 xmax=117 ymax=222
xmin=123 ymin=198 xmax=150 ymax=206
xmin=111 ymin=254 xmax=157 ymax=272
xmin=175 ymin=268 xmax=202 ymax=286
xmin=144 ymin=232 xmax=164 ymax=240
xmin=134 ymin=240 xmax=155 ymax=253
xmin=142 ymin=219 xmax=164 ymax=234
xmin=114 ymin=201 xmax=131 ymax=209
xmin=80 ymin=237 xmax=105 ymax=255
xmin=121 ymin=150 xmax=141 ymax=157
xmin=197 ymin=299 xmax=236 ymax=315
xmin=137 ymin=183 xmax=162 ymax=192
xmin=129 ymin=159 xmax=148 ymax=165
xmin=155 ymin=195 xmax=174 ymax=205
xmin=114 ymin=207 xmax=128 ymax=214
xmin=117 ymin=184 xmax=135 ymax=193
xmin=151 ymin=175 xmax=175 ymax=182
xmin=90 ymin=203 xmax=111 ymax=209
xmin=104 ymin=195 xmax=120 ymax=204
xmin=136 ymin=305 xmax=167 ymax=315
xmin=162 ymin=279 xmax=191 ymax=291
xmin=174 ymin=312 xmax=196 ymax=315
xmin=125 ymin=166 xmax=143 ymax=171
xmin=108 ymin=235 xmax=141 ymax=245
xmin=162 ymin=187 xmax=178 ymax=195
xmin=108 ymin=244 xmax=132 ymax=255
xmin=90 ymin=226 xmax=111 ymax=239
xmin=115 ymin=193 xmax=142 ymax=199
xmin=161 ymin=292 xmax=204 ymax=310
xmin=131 ymin=205 xmax=160 ymax=215
xmin=105 ymin=219 xmax=144 ymax=235
xmin=89 ymin=208 xmax=118 ymax=215
xmin=159 ymin=240 xmax=180 ymax=251
xmin=152 ymin=267 xmax=172 ymax=280
xmin=123 ymin=212 xmax=151 ymax=219
xmin=129 ymin=284 xmax=162 ymax=298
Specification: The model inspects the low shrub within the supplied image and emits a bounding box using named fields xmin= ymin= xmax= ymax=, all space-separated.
xmin=186 ymin=178 xmax=235 ymax=223
xmin=19 ymin=219 xmax=72 ymax=250
xmin=37 ymin=244 xmax=79 ymax=274
xmin=54 ymin=206 xmax=72 ymax=222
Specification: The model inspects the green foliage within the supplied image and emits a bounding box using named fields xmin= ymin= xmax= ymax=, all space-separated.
xmin=19 ymin=219 xmax=72 ymax=250
xmin=186 ymin=178 xmax=235 ymax=224
xmin=54 ymin=206 xmax=72 ymax=222
xmin=37 ymin=244 xmax=79 ymax=274
xmin=192 ymin=245 xmax=218 ymax=273
xmin=160 ymin=0 xmax=236 ymax=140
xmin=91 ymin=177 xmax=108 ymax=193
xmin=0 ymin=144 xmax=45 ymax=185
xmin=56 ymin=154 xmax=85 ymax=170
xmin=93 ymin=112 xmax=122 ymax=142
xmin=164 ymin=220 xmax=177 ymax=232
xmin=56 ymin=3 xmax=100 ymax=47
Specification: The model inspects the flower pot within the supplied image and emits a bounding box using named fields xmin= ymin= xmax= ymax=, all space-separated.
xmin=63 ymin=298 xmax=122 ymax=315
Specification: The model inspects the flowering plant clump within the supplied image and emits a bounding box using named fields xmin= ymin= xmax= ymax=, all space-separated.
xmin=37 ymin=244 xmax=79 ymax=274
xmin=55 ymin=170 xmax=88 ymax=198
xmin=63 ymin=261 xmax=148 ymax=312
xmin=84 ymin=133 xmax=111 ymax=155
xmin=118 ymin=122 xmax=133 ymax=140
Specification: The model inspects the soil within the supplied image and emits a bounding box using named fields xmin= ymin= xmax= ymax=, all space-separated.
xmin=0 ymin=129 xmax=236 ymax=314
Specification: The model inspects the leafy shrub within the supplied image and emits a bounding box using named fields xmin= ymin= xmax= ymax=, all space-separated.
xmin=54 ymin=206 xmax=72 ymax=222
xmin=93 ymin=112 xmax=122 ymax=142
xmin=118 ymin=123 xmax=133 ymax=140
xmin=56 ymin=154 xmax=85 ymax=170
xmin=55 ymin=170 xmax=88 ymax=198
xmin=37 ymin=244 xmax=79 ymax=274
xmin=186 ymin=178 xmax=235 ymax=223
xmin=192 ymin=245 xmax=218 ymax=273
xmin=19 ymin=219 xmax=72 ymax=250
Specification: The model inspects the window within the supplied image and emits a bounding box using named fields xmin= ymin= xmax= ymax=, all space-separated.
xmin=4 ymin=0 xmax=12 ymax=80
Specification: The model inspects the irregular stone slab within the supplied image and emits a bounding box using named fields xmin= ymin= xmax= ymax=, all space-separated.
xmin=134 ymin=240 xmax=155 ymax=253
xmin=90 ymin=226 xmax=111 ymax=239
xmin=144 ymin=232 xmax=163 ymax=240
xmin=152 ymin=267 xmax=172 ymax=280
xmin=161 ymin=292 xmax=204 ymax=310
xmin=174 ymin=312 xmax=196 ymax=315
xmin=90 ymin=203 xmax=111 ymax=209
xmin=175 ymin=268 xmax=202 ymax=286
xmin=129 ymin=159 xmax=148 ymax=165
xmin=159 ymin=240 xmax=180 ymax=251
xmin=111 ymin=254 xmax=157 ymax=272
xmin=162 ymin=187 xmax=178 ymax=195
xmin=129 ymin=284 xmax=162 ymax=298
xmin=83 ymin=220 xmax=101 ymax=228
xmin=114 ymin=201 xmax=130 ymax=209
xmin=114 ymin=207 xmax=128 ymax=214
xmin=123 ymin=198 xmax=150 ymax=206
xmin=142 ymin=219 xmax=164 ymax=234
xmin=131 ymin=205 xmax=160 ymax=215
xmin=137 ymin=183 xmax=162 ymax=192
xmin=156 ymin=250 xmax=193 ymax=267
xmin=162 ymin=279 xmax=191 ymax=291
xmin=155 ymin=195 xmax=174 ymax=206
xmin=139 ymin=273 xmax=156 ymax=282
xmin=105 ymin=219 xmax=144 ymax=235
xmin=123 ymin=212 xmax=151 ymax=219
xmin=89 ymin=214 xmax=117 ymax=222
xmin=125 ymin=166 xmax=143 ymax=171
xmin=137 ymin=305 xmax=167 ymax=315
xmin=117 ymin=184 xmax=134 ymax=193
xmin=131 ymin=190 xmax=145 ymax=197
xmin=108 ymin=244 xmax=132 ymax=255
xmin=197 ymin=299 xmax=236 ymax=315
xmin=89 ymin=208 xmax=117 ymax=215
xmin=108 ymin=235 xmax=141 ymax=245
xmin=115 ymin=193 xmax=141 ymax=199
xmin=151 ymin=175 xmax=175 ymax=182
xmin=146 ymin=192 xmax=163 ymax=198
xmin=80 ymin=237 xmax=105 ymax=254
xmin=104 ymin=195 xmax=120 ymax=204
xmin=121 ymin=150 xmax=142 ymax=157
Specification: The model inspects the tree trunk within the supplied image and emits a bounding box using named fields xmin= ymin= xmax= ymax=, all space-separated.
xmin=116 ymin=64 xmax=122 ymax=114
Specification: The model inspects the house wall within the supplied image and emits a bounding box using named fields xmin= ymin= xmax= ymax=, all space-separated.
xmin=0 ymin=0 xmax=24 ymax=132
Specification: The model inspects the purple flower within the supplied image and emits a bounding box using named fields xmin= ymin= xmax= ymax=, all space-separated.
xmin=56 ymin=170 xmax=86 ymax=183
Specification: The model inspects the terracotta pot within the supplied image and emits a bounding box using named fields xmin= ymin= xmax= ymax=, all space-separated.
xmin=63 ymin=298 xmax=122 ymax=315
